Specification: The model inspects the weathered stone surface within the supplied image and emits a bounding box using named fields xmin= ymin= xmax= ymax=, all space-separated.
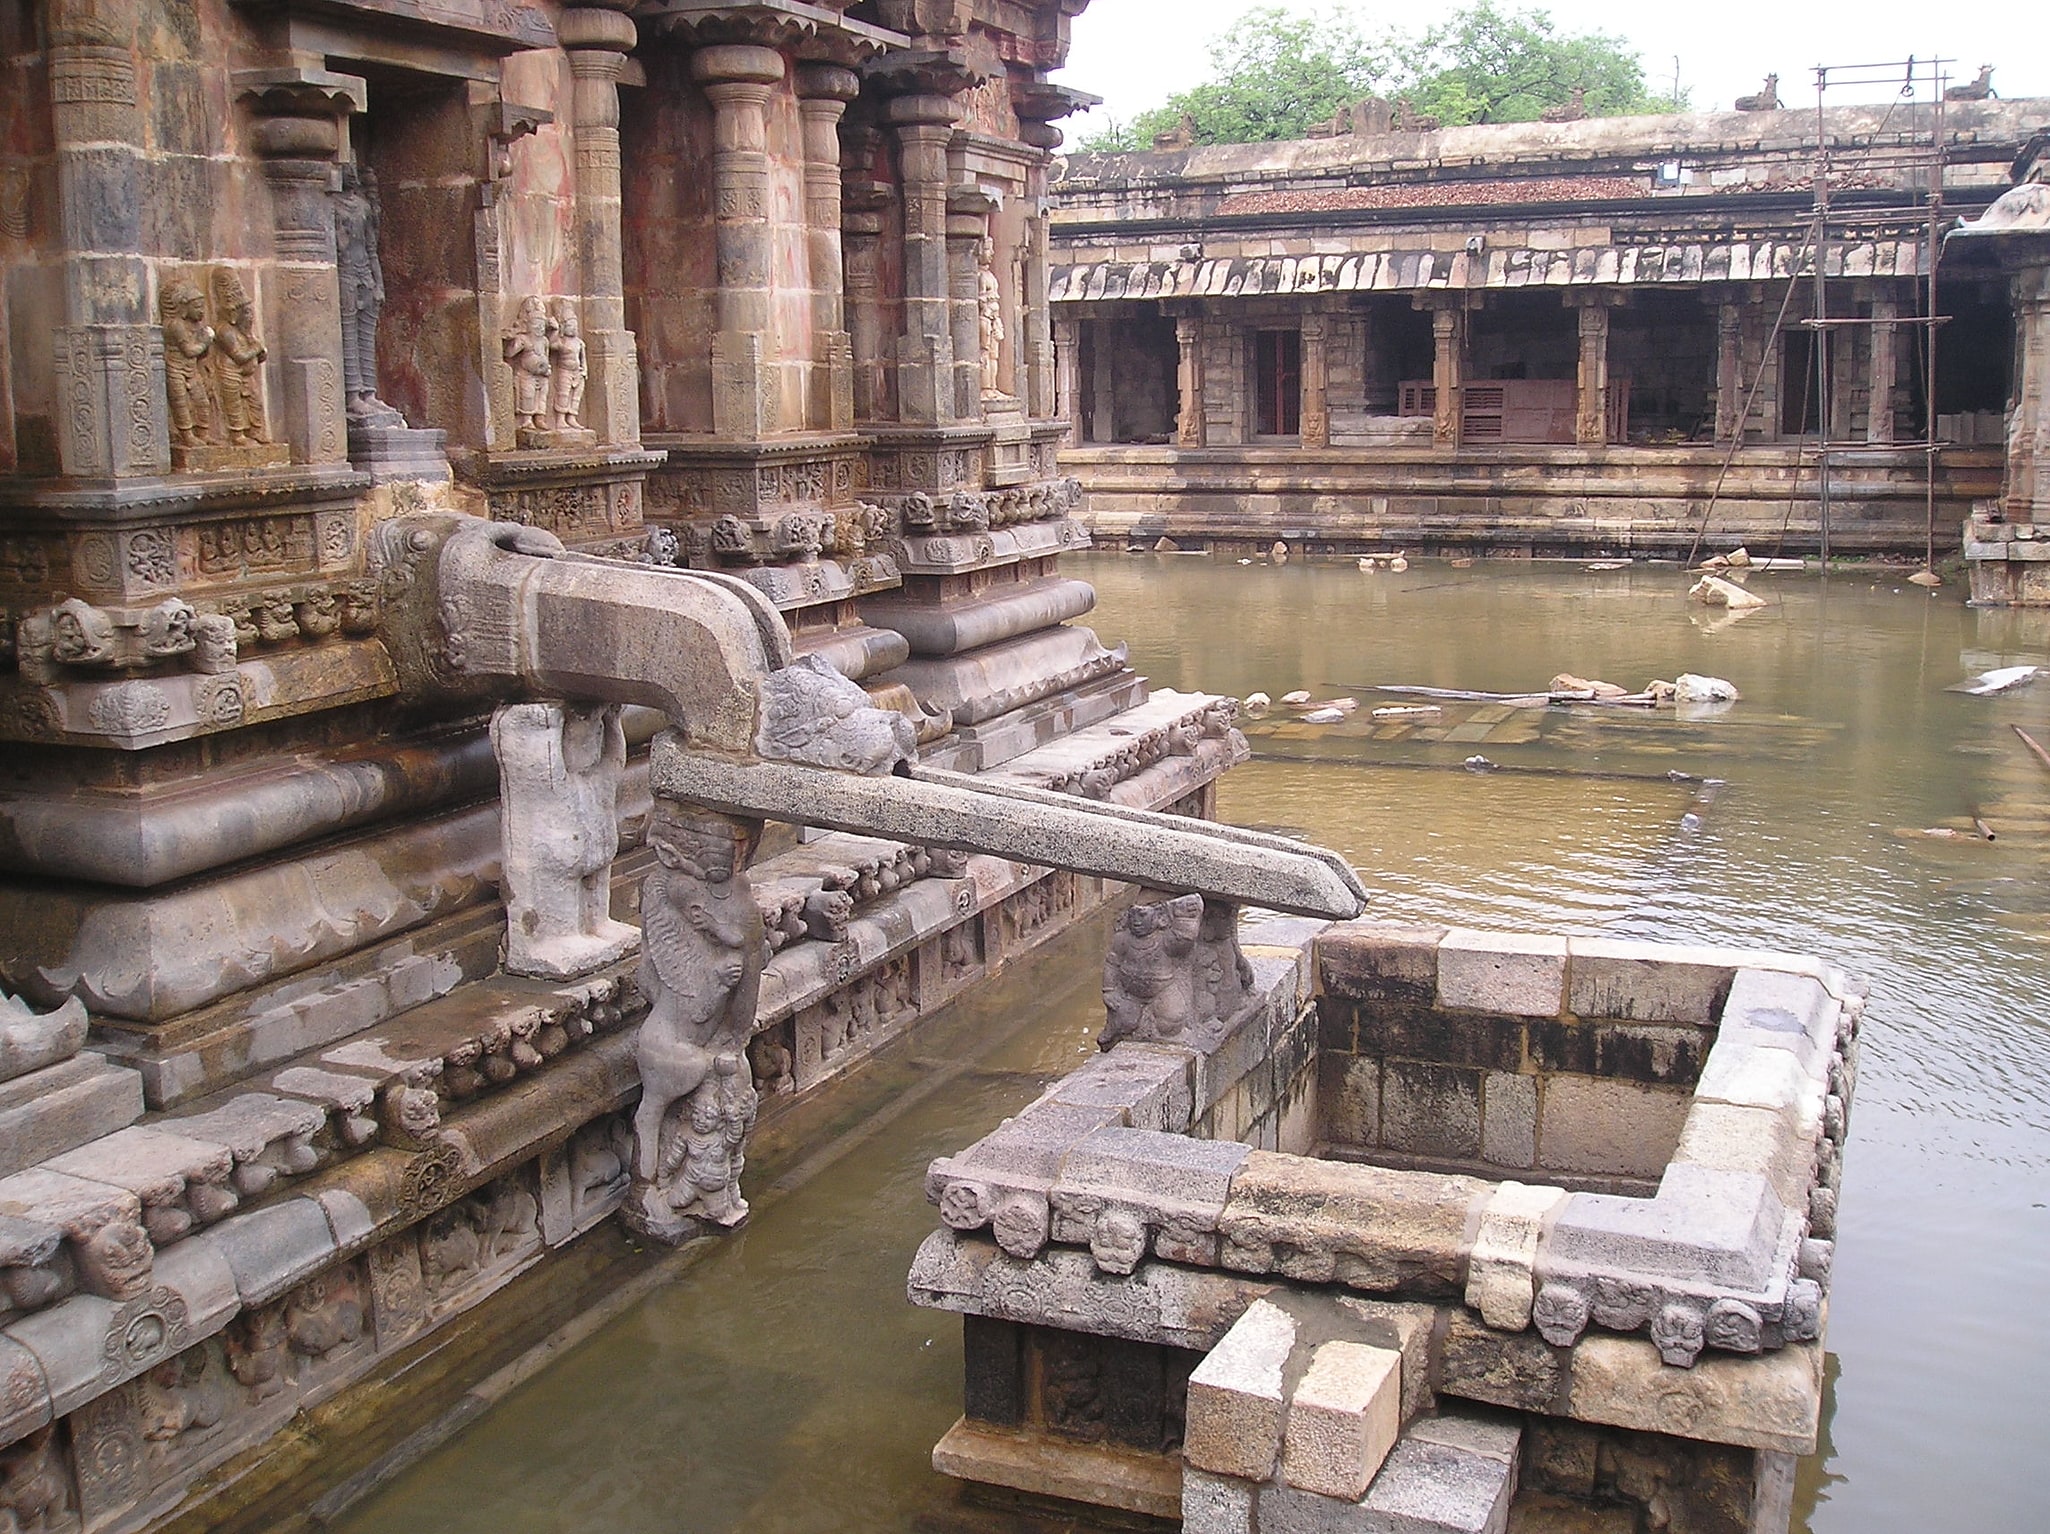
xmin=1565 ymin=1334 xmax=1824 ymax=1454
xmin=1381 ymin=1060 xmax=1483 ymax=1162
xmin=1565 ymin=938 xmax=1736 ymax=1024
xmin=1050 ymin=1125 xmax=1248 ymax=1268
xmin=0 ymin=993 xmax=88 ymax=1084
xmin=0 ymin=1055 xmax=145 ymax=1181
xmin=932 ymin=1416 xmax=1184 ymax=1520
xmin=1440 ymin=1308 xmax=1565 ymax=1412
xmin=1219 ymin=1152 xmax=1487 ymax=1298
xmin=1542 ymin=1165 xmax=1784 ymax=1291
xmin=1335 ymin=1297 xmax=1439 ymax=1422
xmin=205 ymin=1197 xmax=337 ymax=1305
xmin=1715 ymin=969 xmax=1837 ymax=1074
xmin=1186 ymin=1298 xmax=1297 ymax=1480
xmin=1670 ymin=1100 xmax=1817 ymax=1211
xmin=1281 ymin=1340 xmax=1404 ymax=1499
xmin=1356 ymin=1416 xmax=1521 ymax=1534
xmin=1438 ymin=930 xmax=1567 ymax=1018
xmin=1536 ymin=1076 xmax=1690 ymax=1181
xmin=1480 ymin=1072 xmax=1536 ymax=1169
xmin=1319 ymin=924 xmax=1448 ymax=1003
xmin=1322 ymin=1054 xmax=1382 ymax=1148
xmin=1049 ymin=1045 xmax=1197 ymax=1133
xmin=1183 ymin=1466 xmax=1257 ymax=1534
xmin=1465 ymin=1181 xmax=1568 ymax=1331
xmin=907 ymin=1230 xmax=1277 ymax=1352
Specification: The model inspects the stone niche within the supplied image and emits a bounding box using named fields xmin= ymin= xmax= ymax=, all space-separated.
xmin=913 ymin=918 xmax=1856 ymax=1534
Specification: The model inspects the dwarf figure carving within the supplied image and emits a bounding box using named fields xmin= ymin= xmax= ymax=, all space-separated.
xmin=1100 ymin=892 xmax=1204 ymax=1048
xmin=211 ymin=268 xmax=272 ymax=446
xmin=491 ymin=700 xmax=638 ymax=980
xmin=502 ymin=296 xmax=554 ymax=436
xmin=624 ymin=803 xmax=767 ymax=1242
xmin=160 ymin=276 xmax=215 ymax=451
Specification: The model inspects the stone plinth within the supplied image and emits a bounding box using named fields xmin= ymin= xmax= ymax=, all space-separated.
xmin=1964 ymin=509 xmax=2050 ymax=605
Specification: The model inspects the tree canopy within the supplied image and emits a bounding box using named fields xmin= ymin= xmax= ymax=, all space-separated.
xmin=1079 ymin=2 xmax=1670 ymax=152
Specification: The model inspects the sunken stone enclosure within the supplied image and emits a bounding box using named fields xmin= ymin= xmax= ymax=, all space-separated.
xmin=914 ymin=920 xmax=1856 ymax=1533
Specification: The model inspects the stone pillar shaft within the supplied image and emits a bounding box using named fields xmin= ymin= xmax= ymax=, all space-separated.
xmin=49 ymin=12 xmax=169 ymax=478
xmin=2006 ymin=266 xmax=2050 ymax=524
xmin=1053 ymin=311 xmax=1079 ymax=444
xmin=887 ymin=96 xmax=958 ymax=426
xmin=1022 ymin=210 xmax=1053 ymax=418
xmin=1300 ymin=313 xmax=1330 ymax=448
xmin=1429 ymin=306 xmax=1464 ymax=450
xmin=946 ymin=204 xmax=988 ymax=421
xmin=563 ymin=4 xmax=641 ymax=447
xmin=796 ymin=66 xmax=858 ymax=434
xmin=1175 ymin=316 xmax=1206 ymax=447
xmin=1574 ymin=301 xmax=1611 ymax=446
xmin=694 ymin=44 xmax=786 ymax=439
xmin=1867 ymin=295 xmax=1898 ymax=446
xmin=1715 ymin=300 xmax=1744 ymax=444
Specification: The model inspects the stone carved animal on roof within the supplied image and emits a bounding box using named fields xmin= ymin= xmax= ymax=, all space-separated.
xmin=1735 ymin=75 xmax=1781 ymax=112
xmin=1945 ymin=65 xmax=1995 ymax=102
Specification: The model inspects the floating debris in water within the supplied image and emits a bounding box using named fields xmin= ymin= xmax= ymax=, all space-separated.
xmin=1281 ymin=690 xmax=1312 ymax=705
xmin=1908 ymin=570 xmax=1943 ymax=588
xmin=1464 ymin=755 xmax=1497 ymax=772
xmin=1299 ymin=707 xmax=1346 ymax=724
xmin=1947 ymin=666 xmax=2042 ymax=696
xmin=1372 ymin=704 xmax=1442 ymax=720
xmin=1243 ymin=691 xmax=1272 ymax=713
xmin=1586 ymin=559 xmax=1631 ymax=572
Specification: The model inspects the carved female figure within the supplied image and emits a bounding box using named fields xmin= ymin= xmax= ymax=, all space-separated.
xmin=548 ymin=303 xmax=588 ymax=431
xmin=160 ymin=277 xmax=215 ymax=449
xmin=501 ymin=296 xmax=554 ymax=434
xmin=977 ymin=244 xmax=1006 ymax=397
xmin=210 ymin=269 xmax=271 ymax=445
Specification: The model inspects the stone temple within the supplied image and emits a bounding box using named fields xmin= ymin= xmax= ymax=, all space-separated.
xmin=0 ymin=3 xmax=1869 ymax=1531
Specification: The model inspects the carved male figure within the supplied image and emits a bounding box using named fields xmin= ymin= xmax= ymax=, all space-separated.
xmin=626 ymin=804 xmax=766 ymax=1240
xmin=160 ymin=277 xmax=215 ymax=450
xmin=333 ymin=164 xmax=403 ymax=426
xmin=501 ymin=296 xmax=555 ymax=435
xmin=491 ymin=701 xmax=639 ymax=979
xmin=210 ymin=269 xmax=272 ymax=446
xmin=1100 ymin=892 xmax=1205 ymax=1048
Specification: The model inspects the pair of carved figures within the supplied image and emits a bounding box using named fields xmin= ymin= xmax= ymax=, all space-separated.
xmin=502 ymin=297 xmax=589 ymax=441
xmin=159 ymin=268 xmax=275 ymax=458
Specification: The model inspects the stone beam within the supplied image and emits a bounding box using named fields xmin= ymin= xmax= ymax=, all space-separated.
xmin=650 ymin=744 xmax=1370 ymax=918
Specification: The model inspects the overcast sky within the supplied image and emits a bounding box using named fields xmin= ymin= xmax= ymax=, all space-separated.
xmin=1055 ymin=1 xmax=2049 ymax=134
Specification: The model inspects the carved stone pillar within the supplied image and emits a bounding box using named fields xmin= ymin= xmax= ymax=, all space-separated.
xmin=1867 ymin=293 xmax=1898 ymax=446
xmin=1573 ymin=298 xmax=1612 ymax=446
xmin=1052 ymin=311 xmax=1080 ymax=444
xmin=886 ymin=94 xmax=959 ymax=426
xmin=1715 ymin=299 xmax=1745 ymax=444
xmin=1020 ymin=210 xmax=1053 ymax=418
xmin=797 ymin=65 xmax=859 ymax=434
xmin=693 ymin=44 xmax=786 ymax=440
xmin=1424 ymin=302 xmax=1465 ymax=451
xmin=947 ymin=190 xmax=995 ymax=420
xmin=49 ymin=2 xmax=168 ymax=478
xmin=1300 ymin=313 xmax=1330 ymax=448
xmin=2005 ymin=264 xmax=2050 ymax=524
xmin=1175 ymin=316 xmax=1206 ymax=447
xmin=562 ymin=3 xmax=642 ymax=447
xmin=238 ymin=70 xmax=366 ymax=469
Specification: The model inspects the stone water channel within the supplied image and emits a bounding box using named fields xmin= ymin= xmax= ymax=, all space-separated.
xmin=334 ymin=556 xmax=2050 ymax=1534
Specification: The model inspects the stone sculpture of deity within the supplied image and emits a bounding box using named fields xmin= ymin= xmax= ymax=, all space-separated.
xmin=624 ymin=802 xmax=767 ymax=1242
xmin=1100 ymin=892 xmax=1204 ymax=1048
xmin=977 ymin=244 xmax=1006 ymax=398
xmin=548 ymin=303 xmax=588 ymax=431
xmin=333 ymin=164 xmax=404 ymax=427
xmin=490 ymin=701 xmax=639 ymax=980
xmin=159 ymin=276 xmax=215 ymax=450
xmin=209 ymin=268 xmax=272 ymax=447
xmin=501 ymin=296 xmax=554 ymax=436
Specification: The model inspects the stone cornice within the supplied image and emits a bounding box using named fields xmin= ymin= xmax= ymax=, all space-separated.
xmin=635 ymin=1 xmax=909 ymax=62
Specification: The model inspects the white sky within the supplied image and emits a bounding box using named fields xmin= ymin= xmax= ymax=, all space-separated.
xmin=1056 ymin=0 xmax=2050 ymax=134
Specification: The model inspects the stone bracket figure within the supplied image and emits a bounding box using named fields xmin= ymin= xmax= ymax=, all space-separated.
xmin=491 ymin=700 xmax=639 ymax=981
xmin=1100 ymin=893 xmax=1255 ymax=1052
xmin=623 ymin=802 xmax=768 ymax=1245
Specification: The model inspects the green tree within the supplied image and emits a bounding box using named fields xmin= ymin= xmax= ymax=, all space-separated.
xmin=1408 ymin=2 xmax=1653 ymax=125
xmin=1073 ymin=2 xmax=1657 ymax=152
xmin=1080 ymin=5 xmax=1393 ymax=152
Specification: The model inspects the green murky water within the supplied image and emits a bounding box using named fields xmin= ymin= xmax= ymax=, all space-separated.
xmin=335 ymin=555 xmax=2050 ymax=1534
